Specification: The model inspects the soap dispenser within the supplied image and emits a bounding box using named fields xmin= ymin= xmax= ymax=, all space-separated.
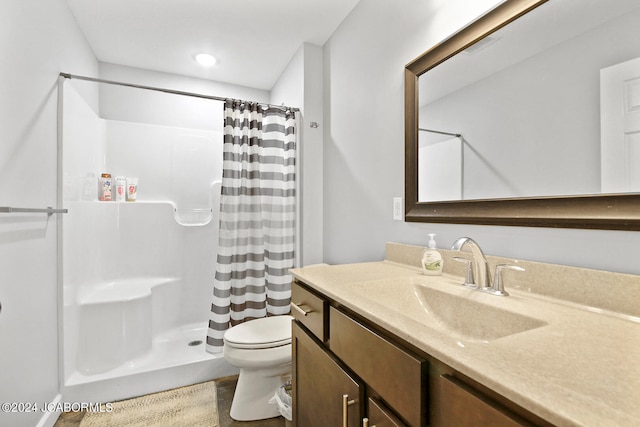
xmin=422 ymin=233 xmax=443 ymax=276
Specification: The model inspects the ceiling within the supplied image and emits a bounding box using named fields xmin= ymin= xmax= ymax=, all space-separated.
xmin=65 ymin=0 xmax=360 ymax=90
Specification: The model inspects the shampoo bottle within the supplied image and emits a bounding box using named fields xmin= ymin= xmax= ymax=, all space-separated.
xmin=99 ymin=173 xmax=112 ymax=201
xmin=422 ymin=233 xmax=443 ymax=276
xmin=115 ymin=176 xmax=126 ymax=202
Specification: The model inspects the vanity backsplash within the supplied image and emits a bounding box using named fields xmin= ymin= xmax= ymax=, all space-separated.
xmin=386 ymin=242 xmax=640 ymax=319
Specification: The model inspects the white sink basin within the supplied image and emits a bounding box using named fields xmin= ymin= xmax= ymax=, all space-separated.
xmin=348 ymin=277 xmax=547 ymax=342
xmin=413 ymin=284 xmax=546 ymax=340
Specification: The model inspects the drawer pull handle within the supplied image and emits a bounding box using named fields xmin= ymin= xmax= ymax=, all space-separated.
xmin=362 ymin=417 xmax=376 ymax=427
xmin=291 ymin=302 xmax=313 ymax=316
xmin=342 ymin=394 xmax=356 ymax=427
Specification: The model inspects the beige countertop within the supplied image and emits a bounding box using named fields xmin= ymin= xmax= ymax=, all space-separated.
xmin=290 ymin=247 xmax=640 ymax=427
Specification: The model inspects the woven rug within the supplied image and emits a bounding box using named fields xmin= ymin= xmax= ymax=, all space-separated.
xmin=79 ymin=381 xmax=219 ymax=427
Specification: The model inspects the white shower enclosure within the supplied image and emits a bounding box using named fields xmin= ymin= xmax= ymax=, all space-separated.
xmin=59 ymin=78 xmax=237 ymax=403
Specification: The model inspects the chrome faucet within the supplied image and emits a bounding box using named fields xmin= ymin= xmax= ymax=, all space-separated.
xmin=451 ymin=237 xmax=525 ymax=296
xmin=451 ymin=237 xmax=492 ymax=290
xmin=488 ymin=264 xmax=525 ymax=296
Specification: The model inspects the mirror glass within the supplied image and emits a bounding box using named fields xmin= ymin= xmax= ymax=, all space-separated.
xmin=417 ymin=0 xmax=640 ymax=202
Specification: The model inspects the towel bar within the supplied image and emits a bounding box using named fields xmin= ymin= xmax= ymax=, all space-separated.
xmin=0 ymin=206 xmax=68 ymax=214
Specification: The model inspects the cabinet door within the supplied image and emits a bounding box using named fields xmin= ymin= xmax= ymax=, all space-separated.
xmin=292 ymin=320 xmax=362 ymax=427
xmin=439 ymin=375 xmax=534 ymax=427
xmin=366 ymin=398 xmax=407 ymax=427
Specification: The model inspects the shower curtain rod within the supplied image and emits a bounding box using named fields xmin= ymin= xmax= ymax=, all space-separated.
xmin=59 ymin=72 xmax=299 ymax=112
xmin=419 ymin=127 xmax=462 ymax=138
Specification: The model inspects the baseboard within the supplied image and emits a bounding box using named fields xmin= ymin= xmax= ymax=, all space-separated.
xmin=35 ymin=393 xmax=62 ymax=427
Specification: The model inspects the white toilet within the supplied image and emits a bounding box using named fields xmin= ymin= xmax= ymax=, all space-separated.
xmin=223 ymin=315 xmax=294 ymax=421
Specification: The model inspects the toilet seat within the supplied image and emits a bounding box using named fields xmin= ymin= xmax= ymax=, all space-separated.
xmin=223 ymin=315 xmax=293 ymax=350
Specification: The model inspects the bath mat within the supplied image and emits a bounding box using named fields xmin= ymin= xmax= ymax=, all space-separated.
xmin=79 ymin=381 xmax=219 ymax=427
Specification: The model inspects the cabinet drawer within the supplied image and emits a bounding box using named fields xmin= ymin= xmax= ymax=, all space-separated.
xmin=330 ymin=307 xmax=427 ymax=427
xmin=366 ymin=398 xmax=407 ymax=427
xmin=291 ymin=281 xmax=327 ymax=342
xmin=439 ymin=374 xmax=533 ymax=427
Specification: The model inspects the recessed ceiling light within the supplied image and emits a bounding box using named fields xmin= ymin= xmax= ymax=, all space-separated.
xmin=195 ymin=53 xmax=217 ymax=67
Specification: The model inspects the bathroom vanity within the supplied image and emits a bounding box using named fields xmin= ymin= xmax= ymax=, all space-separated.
xmin=289 ymin=243 xmax=640 ymax=427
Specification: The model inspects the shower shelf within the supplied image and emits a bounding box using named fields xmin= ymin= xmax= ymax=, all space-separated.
xmin=80 ymin=200 xmax=214 ymax=226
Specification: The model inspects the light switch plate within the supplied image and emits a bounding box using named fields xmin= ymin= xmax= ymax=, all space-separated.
xmin=393 ymin=197 xmax=403 ymax=220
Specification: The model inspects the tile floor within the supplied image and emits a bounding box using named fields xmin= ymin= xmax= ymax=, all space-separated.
xmin=54 ymin=375 xmax=286 ymax=427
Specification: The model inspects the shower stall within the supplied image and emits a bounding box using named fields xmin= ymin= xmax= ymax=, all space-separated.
xmin=58 ymin=75 xmax=239 ymax=403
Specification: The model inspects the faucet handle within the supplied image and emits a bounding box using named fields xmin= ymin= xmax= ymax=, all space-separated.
xmin=486 ymin=264 xmax=525 ymax=296
xmin=453 ymin=257 xmax=476 ymax=289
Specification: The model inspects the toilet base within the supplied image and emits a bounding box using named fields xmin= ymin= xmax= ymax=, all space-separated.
xmin=229 ymin=362 xmax=292 ymax=421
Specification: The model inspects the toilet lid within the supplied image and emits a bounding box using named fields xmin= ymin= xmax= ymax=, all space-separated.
xmin=224 ymin=315 xmax=293 ymax=349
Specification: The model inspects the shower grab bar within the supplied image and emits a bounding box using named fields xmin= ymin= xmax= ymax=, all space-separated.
xmin=0 ymin=206 xmax=68 ymax=214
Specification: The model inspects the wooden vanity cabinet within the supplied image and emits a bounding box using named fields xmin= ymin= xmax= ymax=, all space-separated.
xmin=291 ymin=280 xmax=553 ymax=427
xmin=291 ymin=280 xmax=420 ymax=426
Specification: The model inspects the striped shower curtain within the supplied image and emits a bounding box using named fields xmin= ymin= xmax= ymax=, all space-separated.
xmin=206 ymin=99 xmax=296 ymax=353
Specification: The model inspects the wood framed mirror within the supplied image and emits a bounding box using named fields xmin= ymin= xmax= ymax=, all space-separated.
xmin=404 ymin=0 xmax=640 ymax=230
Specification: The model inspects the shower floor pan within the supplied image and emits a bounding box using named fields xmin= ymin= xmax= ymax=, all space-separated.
xmin=64 ymin=322 xmax=237 ymax=403
xmin=64 ymin=277 xmax=239 ymax=403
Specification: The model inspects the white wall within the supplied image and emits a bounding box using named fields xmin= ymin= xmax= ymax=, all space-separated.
xmin=322 ymin=0 xmax=640 ymax=275
xmin=97 ymin=62 xmax=270 ymax=129
xmin=0 ymin=1 xmax=98 ymax=426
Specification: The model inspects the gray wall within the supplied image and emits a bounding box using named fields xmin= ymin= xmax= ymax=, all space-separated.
xmin=271 ymin=43 xmax=326 ymax=267
xmin=322 ymin=0 xmax=640 ymax=275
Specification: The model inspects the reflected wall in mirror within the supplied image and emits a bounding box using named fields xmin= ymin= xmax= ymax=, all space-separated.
xmin=418 ymin=0 xmax=640 ymax=202
xmin=404 ymin=0 xmax=640 ymax=230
